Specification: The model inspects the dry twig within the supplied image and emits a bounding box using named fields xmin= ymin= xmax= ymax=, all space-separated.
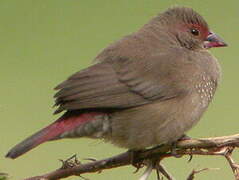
xmin=186 ymin=168 xmax=219 ymax=180
xmin=23 ymin=133 xmax=239 ymax=180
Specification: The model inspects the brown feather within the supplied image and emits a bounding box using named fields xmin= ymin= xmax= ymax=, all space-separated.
xmin=6 ymin=7 xmax=225 ymax=160
xmin=53 ymin=6 xmax=221 ymax=148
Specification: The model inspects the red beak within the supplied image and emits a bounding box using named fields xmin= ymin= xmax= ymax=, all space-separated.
xmin=204 ymin=32 xmax=228 ymax=49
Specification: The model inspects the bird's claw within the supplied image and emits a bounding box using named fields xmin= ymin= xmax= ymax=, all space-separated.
xmin=128 ymin=150 xmax=146 ymax=173
xmin=171 ymin=134 xmax=192 ymax=158
xmin=170 ymin=142 xmax=182 ymax=158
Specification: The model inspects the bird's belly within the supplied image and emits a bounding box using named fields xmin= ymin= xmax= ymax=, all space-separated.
xmin=105 ymin=94 xmax=207 ymax=149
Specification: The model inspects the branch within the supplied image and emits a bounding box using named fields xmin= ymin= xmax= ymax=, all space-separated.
xmin=0 ymin=172 xmax=9 ymax=180
xmin=24 ymin=133 xmax=239 ymax=180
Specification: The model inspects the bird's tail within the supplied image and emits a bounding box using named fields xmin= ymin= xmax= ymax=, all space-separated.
xmin=6 ymin=112 xmax=101 ymax=159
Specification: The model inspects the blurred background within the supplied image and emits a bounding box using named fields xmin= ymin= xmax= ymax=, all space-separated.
xmin=0 ymin=0 xmax=238 ymax=179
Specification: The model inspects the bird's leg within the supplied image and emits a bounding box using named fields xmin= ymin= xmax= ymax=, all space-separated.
xmin=170 ymin=141 xmax=181 ymax=158
xmin=128 ymin=149 xmax=145 ymax=173
xmin=178 ymin=134 xmax=194 ymax=162
xmin=130 ymin=144 xmax=169 ymax=173
xmin=171 ymin=134 xmax=192 ymax=158
xmin=59 ymin=154 xmax=81 ymax=169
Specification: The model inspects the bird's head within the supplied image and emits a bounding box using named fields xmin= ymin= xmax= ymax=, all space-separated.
xmin=159 ymin=7 xmax=227 ymax=50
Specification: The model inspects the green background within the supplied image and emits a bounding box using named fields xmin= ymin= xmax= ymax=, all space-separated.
xmin=0 ymin=0 xmax=238 ymax=179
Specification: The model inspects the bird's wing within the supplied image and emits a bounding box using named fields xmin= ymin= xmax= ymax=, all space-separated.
xmin=54 ymin=49 xmax=190 ymax=113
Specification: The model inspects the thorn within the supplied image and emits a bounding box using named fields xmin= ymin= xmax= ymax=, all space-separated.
xmin=186 ymin=168 xmax=219 ymax=180
xmin=79 ymin=175 xmax=90 ymax=180
xmin=84 ymin=158 xmax=97 ymax=162
xmin=83 ymin=157 xmax=102 ymax=173
xmin=59 ymin=154 xmax=81 ymax=169
xmin=187 ymin=154 xmax=193 ymax=163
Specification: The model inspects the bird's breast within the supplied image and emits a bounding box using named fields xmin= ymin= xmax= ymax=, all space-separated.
xmin=194 ymin=73 xmax=217 ymax=108
xmin=105 ymin=93 xmax=208 ymax=149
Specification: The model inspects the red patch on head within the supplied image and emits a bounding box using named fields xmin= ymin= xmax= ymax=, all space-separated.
xmin=189 ymin=23 xmax=209 ymax=39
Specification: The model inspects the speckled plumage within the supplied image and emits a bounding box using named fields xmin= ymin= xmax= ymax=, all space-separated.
xmin=6 ymin=6 xmax=227 ymax=159
xmin=55 ymin=7 xmax=222 ymax=149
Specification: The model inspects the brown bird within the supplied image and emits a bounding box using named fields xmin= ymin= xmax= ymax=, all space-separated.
xmin=6 ymin=6 xmax=227 ymax=159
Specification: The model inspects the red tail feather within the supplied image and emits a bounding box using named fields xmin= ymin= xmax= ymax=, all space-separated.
xmin=6 ymin=112 xmax=102 ymax=159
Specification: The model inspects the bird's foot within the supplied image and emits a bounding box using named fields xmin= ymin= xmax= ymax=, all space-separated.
xmin=128 ymin=150 xmax=145 ymax=173
xmin=59 ymin=154 xmax=81 ymax=169
xmin=170 ymin=141 xmax=182 ymax=158
xmin=178 ymin=134 xmax=194 ymax=162
xmin=171 ymin=134 xmax=192 ymax=158
xmin=170 ymin=134 xmax=194 ymax=162
xmin=129 ymin=145 xmax=169 ymax=173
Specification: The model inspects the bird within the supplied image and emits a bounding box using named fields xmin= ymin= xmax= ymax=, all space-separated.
xmin=6 ymin=6 xmax=227 ymax=159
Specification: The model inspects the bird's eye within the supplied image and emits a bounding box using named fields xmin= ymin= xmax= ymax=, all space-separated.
xmin=191 ymin=29 xmax=200 ymax=36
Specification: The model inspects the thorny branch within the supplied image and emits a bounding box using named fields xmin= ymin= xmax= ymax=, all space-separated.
xmin=23 ymin=133 xmax=239 ymax=180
